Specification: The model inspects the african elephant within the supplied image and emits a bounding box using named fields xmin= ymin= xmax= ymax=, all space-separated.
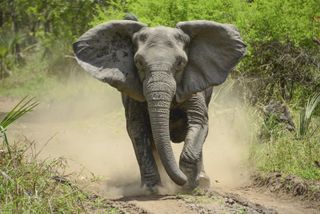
xmin=73 ymin=20 xmax=246 ymax=192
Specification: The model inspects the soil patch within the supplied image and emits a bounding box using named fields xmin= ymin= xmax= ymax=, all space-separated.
xmin=252 ymin=173 xmax=320 ymax=203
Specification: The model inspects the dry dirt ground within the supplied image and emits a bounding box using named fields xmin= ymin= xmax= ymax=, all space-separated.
xmin=1 ymin=90 xmax=319 ymax=214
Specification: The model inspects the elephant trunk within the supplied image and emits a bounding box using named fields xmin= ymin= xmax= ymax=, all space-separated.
xmin=144 ymin=71 xmax=187 ymax=186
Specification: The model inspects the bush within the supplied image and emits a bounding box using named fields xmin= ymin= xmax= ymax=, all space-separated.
xmin=238 ymin=41 xmax=320 ymax=105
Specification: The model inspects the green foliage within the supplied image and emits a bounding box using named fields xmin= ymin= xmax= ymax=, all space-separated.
xmin=239 ymin=41 xmax=319 ymax=104
xmin=0 ymin=0 xmax=112 ymax=78
xmin=298 ymin=93 xmax=320 ymax=138
xmin=92 ymin=0 xmax=319 ymax=48
xmin=0 ymin=0 xmax=102 ymax=41
xmin=0 ymin=32 xmax=24 ymax=78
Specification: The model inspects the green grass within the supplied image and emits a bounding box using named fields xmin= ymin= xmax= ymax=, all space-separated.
xmin=0 ymin=140 xmax=119 ymax=213
xmin=250 ymin=127 xmax=320 ymax=180
xmin=250 ymin=93 xmax=320 ymax=181
xmin=0 ymin=98 xmax=119 ymax=213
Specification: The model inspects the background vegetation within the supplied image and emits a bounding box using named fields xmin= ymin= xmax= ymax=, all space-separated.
xmin=0 ymin=0 xmax=319 ymax=211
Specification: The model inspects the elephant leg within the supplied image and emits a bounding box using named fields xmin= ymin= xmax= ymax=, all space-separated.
xmin=179 ymin=92 xmax=210 ymax=190
xmin=122 ymin=94 xmax=161 ymax=192
xmin=198 ymin=153 xmax=211 ymax=190
xmin=180 ymin=124 xmax=210 ymax=189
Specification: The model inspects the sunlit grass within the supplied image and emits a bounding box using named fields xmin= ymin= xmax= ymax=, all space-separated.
xmin=251 ymin=135 xmax=320 ymax=180
xmin=250 ymin=107 xmax=320 ymax=180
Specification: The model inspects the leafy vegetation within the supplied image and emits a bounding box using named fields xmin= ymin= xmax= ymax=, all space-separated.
xmin=251 ymin=115 xmax=320 ymax=180
xmin=250 ymin=91 xmax=320 ymax=180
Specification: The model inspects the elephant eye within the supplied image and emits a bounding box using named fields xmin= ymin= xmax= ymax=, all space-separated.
xmin=139 ymin=34 xmax=148 ymax=42
xmin=135 ymin=59 xmax=143 ymax=69
xmin=165 ymin=40 xmax=174 ymax=48
xmin=134 ymin=54 xmax=145 ymax=71
xmin=176 ymin=56 xmax=187 ymax=70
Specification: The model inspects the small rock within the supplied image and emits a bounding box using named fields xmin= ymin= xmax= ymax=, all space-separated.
xmin=225 ymin=198 xmax=235 ymax=205
xmin=275 ymin=173 xmax=282 ymax=178
xmin=293 ymin=183 xmax=307 ymax=196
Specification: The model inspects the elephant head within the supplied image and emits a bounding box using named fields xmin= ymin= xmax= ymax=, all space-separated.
xmin=73 ymin=20 xmax=246 ymax=186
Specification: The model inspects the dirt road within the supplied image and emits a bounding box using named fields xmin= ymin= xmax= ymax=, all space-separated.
xmin=95 ymin=187 xmax=319 ymax=214
xmin=1 ymin=91 xmax=319 ymax=214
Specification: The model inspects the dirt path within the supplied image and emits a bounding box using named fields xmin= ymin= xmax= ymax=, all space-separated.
xmin=114 ymin=193 xmax=269 ymax=214
xmin=109 ymin=188 xmax=319 ymax=214
xmin=1 ymin=96 xmax=319 ymax=214
xmin=230 ymin=188 xmax=319 ymax=214
xmin=102 ymin=187 xmax=319 ymax=214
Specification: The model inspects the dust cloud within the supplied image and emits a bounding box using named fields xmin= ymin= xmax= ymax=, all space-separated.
xmin=204 ymin=82 xmax=257 ymax=189
xmin=8 ymin=74 xmax=257 ymax=198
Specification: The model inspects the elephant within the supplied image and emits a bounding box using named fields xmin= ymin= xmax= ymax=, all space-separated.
xmin=73 ymin=20 xmax=246 ymax=192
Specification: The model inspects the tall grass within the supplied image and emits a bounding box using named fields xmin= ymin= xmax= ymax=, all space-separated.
xmin=251 ymin=136 xmax=320 ymax=180
xmin=0 ymin=98 xmax=117 ymax=213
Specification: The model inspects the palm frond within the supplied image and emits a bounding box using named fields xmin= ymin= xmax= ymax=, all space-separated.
xmin=0 ymin=97 xmax=39 ymax=157
xmin=298 ymin=92 xmax=320 ymax=137
xmin=0 ymin=96 xmax=39 ymax=129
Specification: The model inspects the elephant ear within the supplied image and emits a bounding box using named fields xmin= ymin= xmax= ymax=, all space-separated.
xmin=73 ymin=20 xmax=147 ymax=101
xmin=176 ymin=20 xmax=246 ymax=102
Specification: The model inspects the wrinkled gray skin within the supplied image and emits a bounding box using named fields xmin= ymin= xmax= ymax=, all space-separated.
xmin=73 ymin=20 xmax=246 ymax=192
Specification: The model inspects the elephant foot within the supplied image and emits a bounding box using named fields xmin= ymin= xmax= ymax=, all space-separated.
xmin=181 ymin=174 xmax=210 ymax=193
xmin=179 ymin=156 xmax=201 ymax=191
xmin=141 ymin=183 xmax=160 ymax=194
xmin=196 ymin=171 xmax=210 ymax=190
xmin=179 ymin=158 xmax=210 ymax=191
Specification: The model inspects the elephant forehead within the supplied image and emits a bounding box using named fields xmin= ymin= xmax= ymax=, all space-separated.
xmin=149 ymin=26 xmax=178 ymax=33
xmin=141 ymin=26 xmax=187 ymax=41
